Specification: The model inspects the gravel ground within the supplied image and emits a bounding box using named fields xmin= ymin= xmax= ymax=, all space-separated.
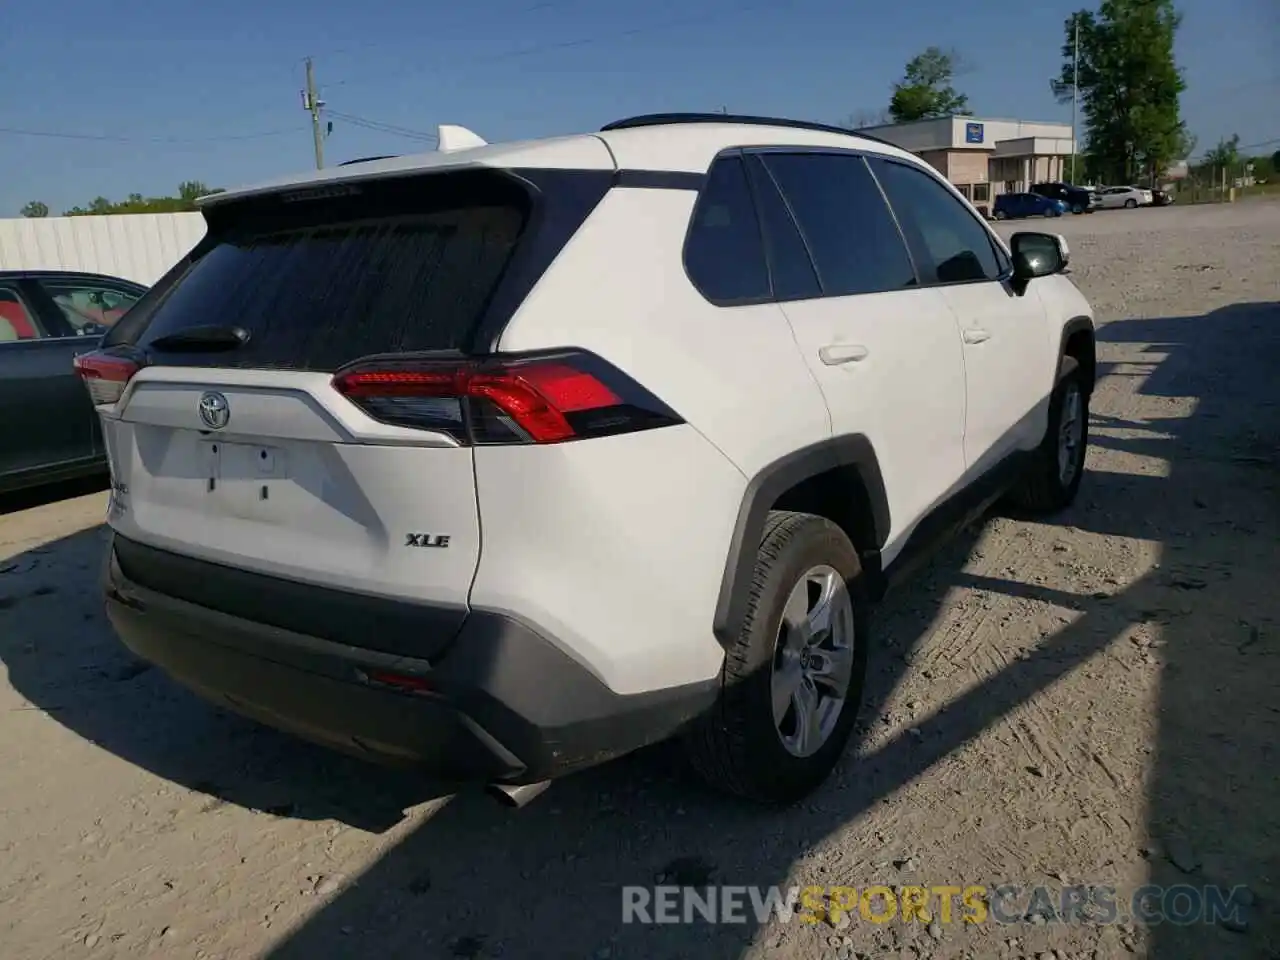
xmin=1 ymin=199 xmax=1278 ymax=960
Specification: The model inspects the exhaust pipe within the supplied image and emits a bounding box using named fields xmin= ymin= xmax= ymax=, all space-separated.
xmin=486 ymin=780 xmax=551 ymax=808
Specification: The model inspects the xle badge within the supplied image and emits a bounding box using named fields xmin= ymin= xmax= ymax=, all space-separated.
xmin=405 ymin=533 xmax=451 ymax=549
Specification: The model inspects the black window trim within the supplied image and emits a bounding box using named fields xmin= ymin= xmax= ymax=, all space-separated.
xmin=865 ymin=154 xmax=1015 ymax=289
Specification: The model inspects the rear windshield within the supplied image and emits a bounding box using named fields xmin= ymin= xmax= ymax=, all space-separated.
xmin=132 ymin=171 xmax=530 ymax=370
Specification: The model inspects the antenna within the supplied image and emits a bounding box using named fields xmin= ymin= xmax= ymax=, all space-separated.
xmin=437 ymin=124 xmax=488 ymax=152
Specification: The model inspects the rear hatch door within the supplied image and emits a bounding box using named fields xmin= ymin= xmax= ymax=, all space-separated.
xmin=99 ymin=169 xmax=537 ymax=627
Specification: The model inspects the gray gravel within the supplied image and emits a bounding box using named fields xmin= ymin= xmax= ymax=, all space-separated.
xmin=1 ymin=198 xmax=1278 ymax=960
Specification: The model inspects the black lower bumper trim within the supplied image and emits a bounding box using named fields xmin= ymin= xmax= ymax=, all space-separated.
xmin=103 ymin=535 xmax=719 ymax=783
xmin=110 ymin=533 xmax=467 ymax=659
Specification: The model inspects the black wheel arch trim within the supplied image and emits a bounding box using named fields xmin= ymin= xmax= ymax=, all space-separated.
xmin=712 ymin=435 xmax=889 ymax=647
xmin=1057 ymin=315 xmax=1096 ymax=392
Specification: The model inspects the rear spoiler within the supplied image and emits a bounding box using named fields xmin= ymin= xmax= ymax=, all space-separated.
xmin=197 ymin=125 xmax=493 ymax=209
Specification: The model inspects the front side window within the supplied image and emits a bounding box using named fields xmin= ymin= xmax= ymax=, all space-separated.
xmin=39 ymin=281 xmax=141 ymax=335
xmin=684 ymin=154 xmax=770 ymax=304
xmin=869 ymin=157 xmax=1002 ymax=285
xmin=0 ymin=286 xmax=44 ymax=342
xmin=759 ymin=152 xmax=916 ymax=297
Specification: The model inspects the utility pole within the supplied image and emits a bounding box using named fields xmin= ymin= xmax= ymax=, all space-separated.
xmin=1071 ymin=15 xmax=1079 ymax=183
xmin=303 ymin=57 xmax=325 ymax=170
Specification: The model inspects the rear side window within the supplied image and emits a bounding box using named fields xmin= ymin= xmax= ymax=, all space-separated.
xmin=869 ymin=157 xmax=1002 ymax=285
xmin=758 ymin=152 xmax=916 ymax=297
xmin=134 ymin=171 xmax=532 ymax=370
xmin=0 ymin=285 xmax=45 ymax=341
xmin=684 ymin=155 xmax=770 ymax=304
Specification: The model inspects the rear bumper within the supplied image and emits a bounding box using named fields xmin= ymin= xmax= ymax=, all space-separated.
xmin=102 ymin=534 xmax=718 ymax=784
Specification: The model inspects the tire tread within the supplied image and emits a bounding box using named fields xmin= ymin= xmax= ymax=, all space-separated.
xmin=684 ymin=510 xmax=864 ymax=803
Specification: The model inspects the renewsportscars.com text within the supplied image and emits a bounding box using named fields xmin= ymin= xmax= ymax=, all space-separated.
xmin=621 ymin=883 xmax=1253 ymax=928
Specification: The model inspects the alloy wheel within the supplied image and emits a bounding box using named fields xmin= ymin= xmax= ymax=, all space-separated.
xmin=770 ymin=565 xmax=856 ymax=758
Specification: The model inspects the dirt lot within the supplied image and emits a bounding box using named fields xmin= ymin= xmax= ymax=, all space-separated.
xmin=1 ymin=200 xmax=1278 ymax=960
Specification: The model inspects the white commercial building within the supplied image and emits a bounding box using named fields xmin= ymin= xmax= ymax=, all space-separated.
xmin=856 ymin=116 xmax=1076 ymax=214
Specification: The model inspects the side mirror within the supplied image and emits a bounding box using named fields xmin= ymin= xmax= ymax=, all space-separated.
xmin=1009 ymin=231 xmax=1069 ymax=294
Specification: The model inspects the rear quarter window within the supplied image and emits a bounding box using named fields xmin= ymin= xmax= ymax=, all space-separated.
xmin=683 ymin=154 xmax=771 ymax=304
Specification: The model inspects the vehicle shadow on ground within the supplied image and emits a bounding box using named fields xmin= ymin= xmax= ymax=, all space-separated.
xmin=260 ymin=301 xmax=1279 ymax=959
xmin=1 ymin=305 xmax=1276 ymax=958
xmin=0 ymin=472 xmax=107 ymax=516
xmin=0 ymin=521 xmax=435 ymax=833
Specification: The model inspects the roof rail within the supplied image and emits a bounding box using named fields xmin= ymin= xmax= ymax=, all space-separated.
xmin=337 ymin=155 xmax=398 ymax=166
xmin=599 ymin=112 xmax=900 ymax=148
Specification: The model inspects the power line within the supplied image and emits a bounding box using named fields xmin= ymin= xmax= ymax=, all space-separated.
xmin=1186 ymin=135 xmax=1279 ymax=164
xmin=324 ymin=0 xmax=791 ymax=91
xmin=297 ymin=0 xmax=584 ymax=65
xmin=0 ymin=125 xmax=307 ymax=144
xmin=326 ymin=109 xmax=439 ymax=144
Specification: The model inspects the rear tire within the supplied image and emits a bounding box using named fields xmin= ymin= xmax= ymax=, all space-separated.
xmin=683 ymin=512 xmax=869 ymax=805
xmin=1009 ymin=361 xmax=1089 ymax=514
xmin=1071 ymin=203 xmax=1084 ymax=214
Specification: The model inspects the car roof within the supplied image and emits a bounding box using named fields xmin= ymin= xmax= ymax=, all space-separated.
xmin=202 ymin=116 xmax=924 ymax=208
xmin=596 ymin=121 xmax=918 ymax=173
xmin=0 ymin=269 xmax=147 ymax=287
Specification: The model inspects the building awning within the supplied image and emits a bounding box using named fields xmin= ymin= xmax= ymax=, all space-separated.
xmin=994 ymin=136 xmax=1075 ymax=158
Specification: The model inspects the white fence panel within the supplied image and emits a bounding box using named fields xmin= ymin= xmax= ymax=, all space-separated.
xmin=0 ymin=213 xmax=207 ymax=286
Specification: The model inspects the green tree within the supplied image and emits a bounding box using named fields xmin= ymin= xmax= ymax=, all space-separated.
xmin=62 ymin=182 xmax=225 ymax=216
xmin=889 ymin=47 xmax=971 ymax=123
xmin=1053 ymin=1 xmax=1186 ymax=185
xmin=20 ymin=201 xmax=49 ymax=218
xmin=847 ymin=107 xmax=892 ymax=130
xmin=1203 ymin=133 xmax=1241 ymax=167
xmin=177 ymin=181 xmax=212 ymax=202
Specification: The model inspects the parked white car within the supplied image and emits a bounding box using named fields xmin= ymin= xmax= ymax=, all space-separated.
xmin=1096 ymin=185 xmax=1153 ymax=209
xmin=76 ymin=112 xmax=1097 ymax=807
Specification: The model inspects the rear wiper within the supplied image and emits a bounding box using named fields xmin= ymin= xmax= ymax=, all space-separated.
xmin=148 ymin=325 xmax=251 ymax=352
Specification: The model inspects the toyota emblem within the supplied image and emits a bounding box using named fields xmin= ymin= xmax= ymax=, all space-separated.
xmin=198 ymin=391 xmax=230 ymax=430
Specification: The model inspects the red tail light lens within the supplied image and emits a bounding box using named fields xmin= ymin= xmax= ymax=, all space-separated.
xmin=332 ymin=350 xmax=681 ymax=445
xmin=74 ymin=351 xmax=141 ymax=406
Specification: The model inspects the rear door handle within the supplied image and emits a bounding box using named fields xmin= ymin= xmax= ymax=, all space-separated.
xmin=962 ymin=329 xmax=991 ymax=344
xmin=818 ymin=344 xmax=869 ymax=365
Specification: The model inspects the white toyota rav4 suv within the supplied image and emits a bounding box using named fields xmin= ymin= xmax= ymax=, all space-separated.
xmin=77 ymin=113 xmax=1095 ymax=807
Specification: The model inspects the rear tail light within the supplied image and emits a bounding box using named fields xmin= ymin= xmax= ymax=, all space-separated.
xmin=332 ymin=350 xmax=683 ymax=445
xmin=74 ymin=351 xmax=141 ymax=406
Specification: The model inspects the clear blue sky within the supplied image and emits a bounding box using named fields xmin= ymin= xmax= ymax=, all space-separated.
xmin=2 ymin=0 xmax=1276 ymax=214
